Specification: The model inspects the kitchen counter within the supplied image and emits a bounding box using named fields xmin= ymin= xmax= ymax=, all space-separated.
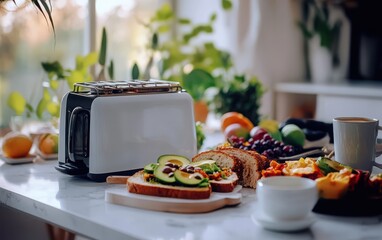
xmin=273 ymin=81 xmax=382 ymax=122
xmin=1 ymin=158 xmax=382 ymax=240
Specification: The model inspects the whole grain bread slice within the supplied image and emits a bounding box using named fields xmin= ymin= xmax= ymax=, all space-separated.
xmin=192 ymin=150 xmax=243 ymax=181
xmin=127 ymin=171 xmax=211 ymax=199
xmin=218 ymin=148 xmax=269 ymax=188
xmin=210 ymin=172 xmax=239 ymax=192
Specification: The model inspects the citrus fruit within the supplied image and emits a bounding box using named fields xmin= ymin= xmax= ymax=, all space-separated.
xmin=224 ymin=123 xmax=250 ymax=139
xmin=2 ymin=132 xmax=33 ymax=158
xmin=220 ymin=112 xmax=254 ymax=132
xmin=259 ymin=119 xmax=282 ymax=141
xmin=38 ymin=133 xmax=59 ymax=155
xmin=259 ymin=119 xmax=279 ymax=133
xmin=281 ymin=124 xmax=305 ymax=147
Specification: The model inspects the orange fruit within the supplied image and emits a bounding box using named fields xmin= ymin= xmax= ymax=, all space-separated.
xmin=2 ymin=132 xmax=33 ymax=158
xmin=38 ymin=133 xmax=59 ymax=155
xmin=220 ymin=112 xmax=254 ymax=132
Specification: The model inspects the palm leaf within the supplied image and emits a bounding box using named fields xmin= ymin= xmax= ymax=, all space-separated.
xmin=31 ymin=0 xmax=55 ymax=35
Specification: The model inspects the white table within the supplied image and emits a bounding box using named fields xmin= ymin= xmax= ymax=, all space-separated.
xmin=1 ymin=158 xmax=382 ymax=240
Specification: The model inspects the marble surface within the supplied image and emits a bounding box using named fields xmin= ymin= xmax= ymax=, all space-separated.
xmin=1 ymin=159 xmax=382 ymax=240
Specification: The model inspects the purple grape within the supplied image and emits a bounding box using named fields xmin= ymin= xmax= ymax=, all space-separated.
xmin=262 ymin=134 xmax=272 ymax=141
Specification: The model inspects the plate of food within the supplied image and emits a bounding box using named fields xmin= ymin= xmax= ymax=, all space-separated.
xmin=0 ymin=154 xmax=36 ymax=165
xmin=261 ymin=157 xmax=382 ymax=217
xmin=1 ymin=132 xmax=36 ymax=165
xmin=105 ymin=154 xmax=242 ymax=213
xmin=35 ymin=133 xmax=59 ymax=160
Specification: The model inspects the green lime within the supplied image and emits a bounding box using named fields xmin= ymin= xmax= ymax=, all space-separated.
xmin=269 ymin=130 xmax=282 ymax=141
xmin=281 ymin=124 xmax=305 ymax=147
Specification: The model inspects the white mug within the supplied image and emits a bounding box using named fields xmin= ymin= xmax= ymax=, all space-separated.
xmin=333 ymin=117 xmax=382 ymax=172
xmin=256 ymin=176 xmax=318 ymax=221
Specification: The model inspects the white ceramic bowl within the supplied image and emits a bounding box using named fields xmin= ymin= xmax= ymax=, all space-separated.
xmin=256 ymin=176 xmax=318 ymax=221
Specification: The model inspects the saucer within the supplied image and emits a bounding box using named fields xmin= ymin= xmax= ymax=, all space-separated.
xmin=252 ymin=213 xmax=316 ymax=232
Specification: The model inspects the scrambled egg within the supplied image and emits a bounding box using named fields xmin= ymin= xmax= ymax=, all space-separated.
xmin=282 ymin=158 xmax=323 ymax=179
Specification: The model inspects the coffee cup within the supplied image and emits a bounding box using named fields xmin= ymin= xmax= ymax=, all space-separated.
xmin=256 ymin=176 xmax=318 ymax=221
xmin=333 ymin=117 xmax=382 ymax=172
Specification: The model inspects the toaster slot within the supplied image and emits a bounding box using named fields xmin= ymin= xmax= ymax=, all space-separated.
xmin=68 ymin=107 xmax=90 ymax=166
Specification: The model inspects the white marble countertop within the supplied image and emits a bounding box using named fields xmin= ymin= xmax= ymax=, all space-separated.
xmin=1 ymin=158 xmax=382 ymax=240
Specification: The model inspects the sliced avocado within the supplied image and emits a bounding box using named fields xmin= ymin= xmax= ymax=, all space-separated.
xmin=191 ymin=160 xmax=221 ymax=174
xmin=316 ymin=157 xmax=352 ymax=175
xmin=191 ymin=160 xmax=216 ymax=167
xmin=174 ymin=169 xmax=205 ymax=186
xmin=157 ymin=154 xmax=190 ymax=167
xmin=153 ymin=164 xmax=176 ymax=184
xmin=143 ymin=163 xmax=158 ymax=173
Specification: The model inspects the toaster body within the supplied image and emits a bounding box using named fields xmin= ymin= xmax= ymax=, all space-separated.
xmin=56 ymin=80 xmax=197 ymax=182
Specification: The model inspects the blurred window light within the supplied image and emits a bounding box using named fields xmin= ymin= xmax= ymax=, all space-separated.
xmin=0 ymin=0 xmax=159 ymax=127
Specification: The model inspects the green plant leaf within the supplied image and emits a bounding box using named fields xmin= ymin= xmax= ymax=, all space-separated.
xmin=46 ymin=101 xmax=60 ymax=117
xmin=26 ymin=103 xmax=34 ymax=113
xmin=183 ymin=24 xmax=214 ymax=43
xmin=222 ymin=0 xmax=232 ymax=10
xmin=84 ymin=52 xmax=98 ymax=68
xmin=41 ymin=61 xmax=66 ymax=79
xmin=153 ymin=3 xmax=173 ymax=22
xmin=212 ymin=75 xmax=264 ymax=125
xmin=50 ymin=79 xmax=59 ymax=90
xmin=183 ymin=69 xmax=215 ymax=101
xmin=132 ymin=63 xmax=140 ymax=79
xmin=99 ymin=27 xmax=107 ymax=66
xmin=42 ymin=88 xmax=52 ymax=101
xmin=178 ymin=18 xmax=191 ymax=24
xmin=7 ymin=92 xmax=26 ymax=116
xmin=66 ymin=70 xmax=84 ymax=89
xmin=157 ymin=25 xmax=170 ymax=33
xmin=297 ymin=21 xmax=313 ymax=39
xmin=210 ymin=13 xmax=217 ymax=22
xmin=32 ymin=0 xmax=55 ymax=35
xmin=152 ymin=33 xmax=158 ymax=49
xmin=36 ymin=98 xmax=47 ymax=119
xmin=108 ymin=60 xmax=114 ymax=80
xmin=75 ymin=55 xmax=85 ymax=71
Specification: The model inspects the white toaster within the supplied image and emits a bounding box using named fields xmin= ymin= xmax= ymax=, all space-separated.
xmin=56 ymin=80 xmax=197 ymax=182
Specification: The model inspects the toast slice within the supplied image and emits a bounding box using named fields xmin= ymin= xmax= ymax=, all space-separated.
xmin=127 ymin=171 xmax=212 ymax=199
xmin=192 ymin=150 xmax=243 ymax=181
xmin=218 ymin=148 xmax=269 ymax=188
xmin=210 ymin=172 xmax=239 ymax=192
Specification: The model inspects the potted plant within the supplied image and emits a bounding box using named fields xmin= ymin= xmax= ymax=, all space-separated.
xmin=211 ymin=74 xmax=264 ymax=126
xmin=298 ymin=0 xmax=341 ymax=83
xmin=298 ymin=0 xmax=342 ymax=83
xmin=130 ymin=3 xmax=232 ymax=123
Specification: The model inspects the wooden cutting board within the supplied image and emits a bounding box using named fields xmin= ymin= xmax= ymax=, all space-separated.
xmin=105 ymin=186 xmax=242 ymax=213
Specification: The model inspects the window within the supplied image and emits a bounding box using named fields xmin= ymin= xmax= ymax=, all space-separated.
xmin=0 ymin=0 xmax=159 ymax=128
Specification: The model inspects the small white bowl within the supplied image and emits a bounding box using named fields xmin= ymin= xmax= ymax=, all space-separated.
xmin=256 ymin=176 xmax=318 ymax=221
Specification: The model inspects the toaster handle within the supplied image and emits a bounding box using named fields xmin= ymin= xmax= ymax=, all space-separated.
xmin=68 ymin=107 xmax=89 ymax=163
